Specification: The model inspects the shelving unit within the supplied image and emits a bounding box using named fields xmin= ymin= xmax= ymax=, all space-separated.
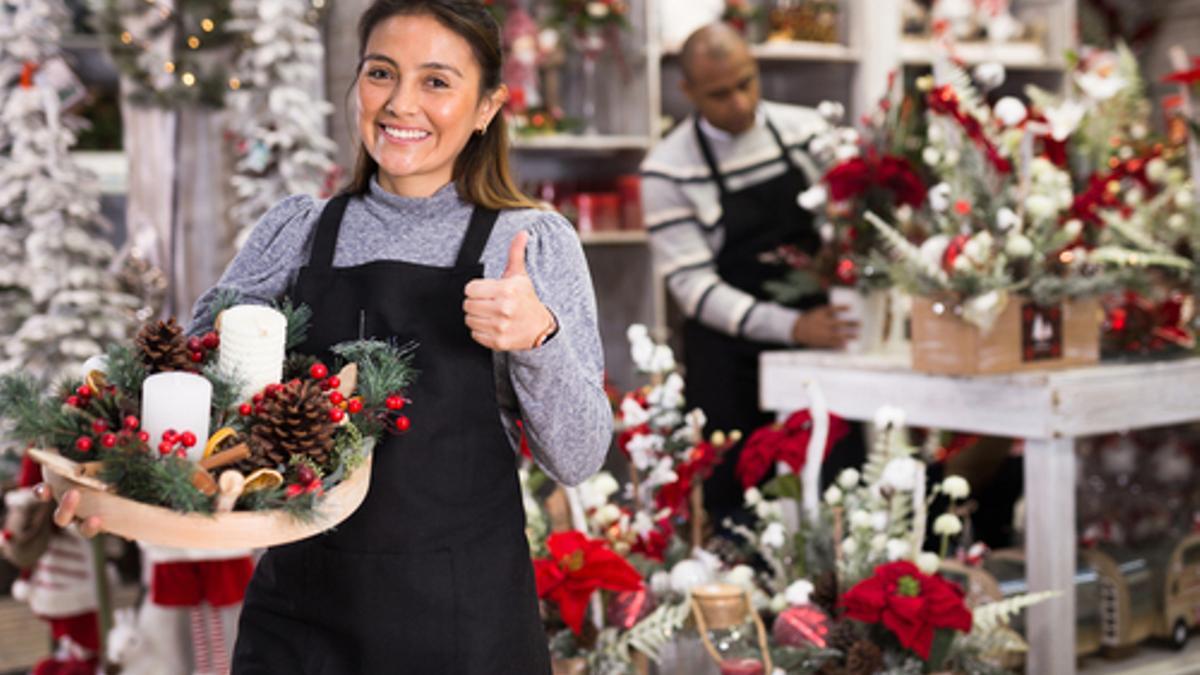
xmin=512 ymin=134 xmax=653 ymax=152
xmin=578 ymin=230 xmax=649 ymax=245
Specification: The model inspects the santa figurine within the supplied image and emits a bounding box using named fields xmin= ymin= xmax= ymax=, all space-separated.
xmin=502 ymin=1 xmax=543 ymax=115
xmin=1 ymin=451 xmax=102 ymax=675
xmin=115 ymin=544 xmax=254 ymax=675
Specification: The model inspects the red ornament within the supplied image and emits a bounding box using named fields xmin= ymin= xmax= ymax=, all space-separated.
xmin=252 ymin=392 xmax=264 ymax=404
xmin=189 ymin=351 xmax=204 ymax=363
xmin=75 ymin=437 xmax=94 ymax=453
xmin=124 ymin=415 xmax=140 ymax=430
xmin=175 ymin=449 xmax=187 ymax=458
xmin=180 ymin=431 xmax=197 ymax=448
xmin=386 ymin=395 xmax=405 ymax=411
xmin=327 ymin=376 xmax=341 ymax=390
xmin=329 ymin=408 xmax=345 ymax=423
xmin=137 ymin=430 xmax=150 ymax=443
xmin=310 ymin=363 xmax=329 ymax=380
xmin=201 ymin=332 xmax=220 ymax=350
xmin=76 ymin=385 xmax=92 ymax=399
xmin=772 ymin=605 xmax=830 ymax=648
xmin=239 ymin=403 xmax=253 ymax=416
xmin=92 ymin=419 xmax=109 ymax=434
xmin=100 ymin=433 xmax=118 ymax=449
xmin=329 ymin=391 xmax=345 ymax=405
xmin=942 ymin=234 xmax=969 ymax=273
xmin=162 ymin=429 xmax=178 ymax=443
xmin=66 ymin=395 xmax=80 ymax=407
xmin=187 ymin=336 xmax=203 ymax=352
xmin=158 ymin=441 xmax=173 ymax=455
xmin=347 ymin=399 xmax=364 ymax=414
xmin=394 ymin=415 xmax=411 ymax=432
xmin=835 ymin=258 xmax=858 ymax=286
xmin=286 ymin=484 xmax=306 ymax=499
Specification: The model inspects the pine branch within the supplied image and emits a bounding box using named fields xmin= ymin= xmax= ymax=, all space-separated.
xmin=623 ymin=597 xmax=692 ymax=662
xmin=331 ymin=339 xmax=418 ymax=408
xmin=103 ymin=343 xmax=148 ymax=397
xmin=0 ymin=374 xmax=86 ymax=455
xmin=202 ymin=362 xmax=244 ymax=430
xmin=100 ymin=450 xmax=215 ymax=514
xmin=1100 ymin=211 xmax=1180 ymax=257
xmin=207 ymin=288 xmax=243 ymax=328
xmin=273 ymin=297 xmax=312 ymax=350
xmin=1089 ymin=245 xmax=1193 ymax=272
xmin=864 ymin=211 xmax=949 ymax=286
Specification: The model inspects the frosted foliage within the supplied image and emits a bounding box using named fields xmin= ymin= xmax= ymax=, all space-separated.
xmin=227 ymin=0 xmax=337 ymax=245
xmin=0 ymin=15 xmax=145 ymax=383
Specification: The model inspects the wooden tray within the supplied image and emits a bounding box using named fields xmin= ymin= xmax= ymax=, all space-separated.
xmin=28 ymin=448 xmax=373 ymax=550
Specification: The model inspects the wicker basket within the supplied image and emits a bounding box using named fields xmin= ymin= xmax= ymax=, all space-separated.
xmin=29 ymin=447 xmax=372 ymax=550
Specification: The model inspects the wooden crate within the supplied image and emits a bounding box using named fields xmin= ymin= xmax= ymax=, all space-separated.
xmin=911 ymin=296 xmax=1102 ymax=375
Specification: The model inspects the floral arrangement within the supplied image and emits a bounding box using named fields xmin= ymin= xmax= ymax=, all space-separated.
xmin=718 ymin=407 xmax=1054 ymax=673
xmin=0 ymin=294 xmax=415 ymax=519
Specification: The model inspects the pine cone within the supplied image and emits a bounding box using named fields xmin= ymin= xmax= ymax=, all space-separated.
xmin=827 ymin=619 xmax=863 ymax=656
xmin=812 ymin=570 xmax=840 ymax=614
xmin=136 ymin=319 xmax=193 ymax=373
xmin=845 ymin=639 xmax=883 ymax=675
xmin=242 ymin=380 xmax=337 ymax=472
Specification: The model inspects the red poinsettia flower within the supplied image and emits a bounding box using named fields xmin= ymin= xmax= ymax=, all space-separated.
xmin=533 ymin=531 xmax=644 ymax=635
xmin=631 ymin=518 xmax=673 ymax=562
xmin=824 ymin=153 xmax=926 ymax=209
xmin=735 ymin=410 xmax=850 ymax=489
xmin=840 ymin=561 xmax=973 ymax=660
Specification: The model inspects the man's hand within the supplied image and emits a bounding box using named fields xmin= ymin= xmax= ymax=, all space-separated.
xmin=463 ymin=231 xmax=557 ymax=351
xmin=791 ymin=305 xmax=859 ymax=349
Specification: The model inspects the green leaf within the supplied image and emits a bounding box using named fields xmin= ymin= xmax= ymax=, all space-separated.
xmin=925 ymin=628 xmax=956 ymax=672
xmin=762 ymin=473 xmax=804 ymax=502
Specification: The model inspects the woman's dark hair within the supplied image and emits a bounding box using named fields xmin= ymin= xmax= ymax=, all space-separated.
xmin=344 ymin=0 xmax=538 ymax=210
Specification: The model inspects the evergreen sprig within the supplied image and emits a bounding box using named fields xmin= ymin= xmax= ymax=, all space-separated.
xmin=0 ymin=375 xmax=86 ymax=456
xmin=100 ymin=450 xmax=214 ymax=514
xmin=202 ymin=362 xmax=245 ymax=431
xmin=274 ymin=298 xmax=312 ymax=350
xmin=103 ymin=343 xmax=148 ymax=397
xmin=235 ymin=486 xmax=320 ymax=522
xmin=208 ymin=288 xmax=243 ymax=327
xmin=331 ymin=339 xmax=418 ymax=408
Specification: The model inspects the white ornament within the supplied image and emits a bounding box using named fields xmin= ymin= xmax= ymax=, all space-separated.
xmin=797 ymin=185 xmax=828 ymax=211
xmin=836 ymin=468 xmax=860 ymax=490
xmin=993 ymin=97 xmax=1027 ymax=127
xmin=669 ymin=559 xmax=712 ymax=594
xmin=761 ymin=522 xmax=786 ymax=549
xmin=933 ymin=513 xmax=964 ymax=536
xmin=916 ymin=552 xmax=941 ymax=574
xmin=784 ymin=579 xmax=814 ymax=606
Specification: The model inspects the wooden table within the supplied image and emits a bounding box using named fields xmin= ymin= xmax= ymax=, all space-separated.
xmin=759 ymin=351 xmax=1200 ymax=675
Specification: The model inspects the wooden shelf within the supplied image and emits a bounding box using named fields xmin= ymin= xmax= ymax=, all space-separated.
xmin=899 ymin=38 xmax=1062 ymax=70
xmin=511 ymin=135 xmax=652 ymax=152
xmin=578 ymin=230 xmax=648 ymax=245
xmin=661 ymin=40 xmax=859 ymax=64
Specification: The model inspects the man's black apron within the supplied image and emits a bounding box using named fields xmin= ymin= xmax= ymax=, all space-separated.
xmin=684 ymin=116 xmax=824 ymax=524
xmin=232 ymin=194 xmax=551 ymax=674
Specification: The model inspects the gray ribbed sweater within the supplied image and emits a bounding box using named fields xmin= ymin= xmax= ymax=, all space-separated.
xmin=187 ymin=178 xmax=612 ymax=486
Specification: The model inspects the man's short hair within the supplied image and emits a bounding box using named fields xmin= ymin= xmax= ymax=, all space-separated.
xmin=679 ymin=22 xmax=747 ymax=83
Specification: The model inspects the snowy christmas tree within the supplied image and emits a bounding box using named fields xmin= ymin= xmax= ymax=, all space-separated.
xmin=227 ymin=0 xmax=338 ymax=245
xmin=0 ymin=0 xmax=147 ymax=383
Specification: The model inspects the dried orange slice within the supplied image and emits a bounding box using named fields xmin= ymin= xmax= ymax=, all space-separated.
xmin=203 ymin=427 xmax=238 ymax=459
xmin=243 ymin=468 xmax=284 ymax=493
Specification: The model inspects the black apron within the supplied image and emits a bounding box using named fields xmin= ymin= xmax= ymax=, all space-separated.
xmin=684 ymin=116 xmax=824 ymax=522
xmin=232 ymin=194 xmax=551 ymax=675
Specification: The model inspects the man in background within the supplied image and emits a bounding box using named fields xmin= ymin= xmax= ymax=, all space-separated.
xmin=640 ymin=23 xmax=857 ymax=529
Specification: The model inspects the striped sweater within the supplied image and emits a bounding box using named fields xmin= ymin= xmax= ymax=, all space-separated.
xmin=640 ymin=101 xmax=828 ymax=345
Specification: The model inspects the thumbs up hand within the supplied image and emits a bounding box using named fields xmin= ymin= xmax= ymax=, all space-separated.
xmin=464 ymin=231 xmax=558 ymax=351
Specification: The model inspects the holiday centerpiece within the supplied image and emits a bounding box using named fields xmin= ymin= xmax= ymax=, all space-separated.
xmin=0 ymin=295 xmax=416 ymax=549
xmin=858 ymin=57 xmax=1193 ymax=374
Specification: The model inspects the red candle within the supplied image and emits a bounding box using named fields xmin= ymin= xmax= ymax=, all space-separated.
xmin=719 ymin=658 xmax=764 ymax=675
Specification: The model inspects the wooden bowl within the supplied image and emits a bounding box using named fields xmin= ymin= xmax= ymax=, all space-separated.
xmin=28 ymin=448 xmax=373 ymax=550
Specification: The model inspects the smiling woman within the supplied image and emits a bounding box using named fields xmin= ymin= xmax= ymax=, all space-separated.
xmin=175 ymin=1 xmax=609 ymax=673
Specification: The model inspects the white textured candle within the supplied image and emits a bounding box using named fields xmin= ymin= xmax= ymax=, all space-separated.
xmin=217 ymin=305 xmax=287 ymax=401
xmin=141 ymin=372 xmax=212 ymax=462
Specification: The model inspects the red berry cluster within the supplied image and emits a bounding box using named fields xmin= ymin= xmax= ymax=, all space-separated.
xmin=309 ymin=362 xmax=351 ymax=423
xmin=185 ymin=332 xmax=221 ymax=364
xmin=286 ymin=462 xmax=324 ymax=499
xmin=385 ymin=394 xmax=411 ymax=432
xmin=74 ymin=415 xmax=147 ymax=455
xmin=65 ymin=384 xmax=96 ymax=409
xmin=156 ymin=428 xmax=198 ymax=458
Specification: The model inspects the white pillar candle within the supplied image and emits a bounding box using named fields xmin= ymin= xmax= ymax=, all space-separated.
xmin=216 ymin=305 xmax=287 ymax=401
xmin=141 ymin=372 xmax=212 ymax=462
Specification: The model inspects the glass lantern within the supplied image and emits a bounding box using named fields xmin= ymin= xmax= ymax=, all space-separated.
xmin=690 ymin=584 xmax=772 ymax=675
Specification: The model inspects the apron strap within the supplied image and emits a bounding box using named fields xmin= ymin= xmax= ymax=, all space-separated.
xmin=308 ymin=193 xmax=353 ymax=270
xmin=763 ymin=117 xmax=802 ymax=174
xmin=693 ymin=116 xmax=729 ymax=198
xmin=454 ymin=206 xmax=501 ymax=268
